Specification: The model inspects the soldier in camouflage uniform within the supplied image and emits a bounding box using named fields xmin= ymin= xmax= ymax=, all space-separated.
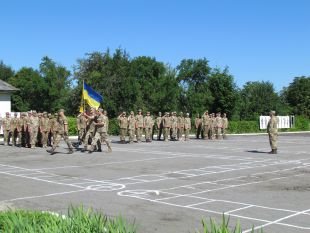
xmin=89 ymin=108 xmax=112 ymax=153
xmin=215 ymin=112 xmax=222 ymax=140
xmin=118 ymin=112 xmax=128 ymax=143
xmin=10 ymin=112 xmax=22 ymax=146
xmin=184 ymin=113 xmax=191 ymax=141
xmin=24 ymin=111 xmax=32 ymax=148
xmin=47 ymin=109 xmax=74 ymax=155
xmin=83 ymin=108 xmax=96 ymax=151
xmin=144 ymin=111 xmax=153 ymax=142
xmin=177 ymin=112 xmax=185 ymax=141
xmin=195 ymin=114 xmax=202 ymax=139
xmin=210 ymin=113 xmax=216 ymax=140
xmin=77 ymin=112 xmax=87 ymax=145
xmin=29 ymin=111 xmax=39 ymax=149
xmin=2 ymin=112 xmax=11 ymax=146
xmin=48 ymin=113 xmax=55 ymax=146
xmin=40 ymin=112 xmax=50 ymax=148
xmin=135 ymin=109 xmax=144 ymax=142
xmin=155 ymin=112 xmax=163 ymax=141
xmin=170 ymin=112 xmax=178 ymax=141
xmin=267 ymin=111 xmax=278 ymax=154
xmin=127 ymin=111 xmax=136 ymax=143
xmin=202 ymin=111 xmax=211 ymax=140
xmin=163 ymin=112 xmax=171 ymax=142
xmin=222 ymin=113 xmax=228 ymax=139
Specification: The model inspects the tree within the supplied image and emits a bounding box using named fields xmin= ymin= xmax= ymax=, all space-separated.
xmin=208 ymin=67 xmax=239 ymax=117
xmin=240 ymin=81 xmax=280 ymax=120
xmin=0 ymin=60 xmax=14 ymax=82
xmin=39 ymin=56 xmax=72 ymax=112
xmin=285 ymin=76 xmax=310 ymax=117
xmin=177 ymin=58 xmax=213 ymax=114
xmin=9 ymin=67 xmax=47 ymax=112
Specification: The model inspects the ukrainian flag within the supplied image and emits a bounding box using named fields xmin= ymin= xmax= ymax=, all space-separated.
xmin=82 ymin=82 xmax=103 ymax=110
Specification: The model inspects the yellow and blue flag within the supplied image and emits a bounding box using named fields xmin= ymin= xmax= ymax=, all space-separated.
xmin=82 ymin=82 xmax=103 ymax=110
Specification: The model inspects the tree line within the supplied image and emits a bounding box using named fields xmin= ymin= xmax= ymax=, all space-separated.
xmin=0 ymin=48 xmax=309 ymax=119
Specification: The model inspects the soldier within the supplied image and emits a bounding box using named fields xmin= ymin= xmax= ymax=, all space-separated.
xmin=170 ymin=112 xmax=178 ymax=141
xmin=89 ymin=108 xmax=112 ymax=153
xmin=76 ymin=112 xmax=87 ymax=145
xmin=20 ymin=113 xmax=28 ymax=147
xmin=40 ymin=112 xmax=50 ymax=148
xmin=215 ymin=112 xmax=223 ymax=140
xmin=184 ymin=113 xmax=191 ymax=141
xmin=24 ymin=111 xmax=32 ymax=148
xmin=222 ymin=113 xmax=228 ymax=139
xmin=144 ymin=111 xmax=153 ymax=142
xmin=10 ymin=112 xmax=22 ymax=146
xmin=195 ymin=114 xmax=202 ymax=139
xmin=202 ymin=111 xmax=211 ymax=140
xmin=127 ymin=111 xmax=136 ymax=143
xmin=177 ymin=112 xmax=185 ymax=141
xmin=29 ymin=111 xmax=39 ymax=149
xmin=118 ymin=112 xmax=128 ymax=143
xmin=210 ymin=113 xmax=216 ymax=140
xmin=162 ymin=112 xmax=171 ymax=142
xmin=135 ymin=109 xmax=144 ymax=142
xmin=155 ymin=112 xmax=163 ymax=141
xmin=83 ymin=108 xmax=96 ymax=151
xmin=267 ymin=110 xmax=278 ymax=154
xmin=47 ymin=113 xmax=55 ymax=147
xmin=103 ymin=110 xmax=109 ymax=133
xmin=47 ymin=109 xmax=74 ymax=155
xmin=2 ymin=112 xmax=11 ymax=146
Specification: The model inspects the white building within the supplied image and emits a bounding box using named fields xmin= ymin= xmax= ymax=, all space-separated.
xmin=0 ymin=79 xmax=19 ymax=121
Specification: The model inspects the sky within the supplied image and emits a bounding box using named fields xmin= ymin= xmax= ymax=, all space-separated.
xmin=1 ymin=0 xmax=309 ymax=91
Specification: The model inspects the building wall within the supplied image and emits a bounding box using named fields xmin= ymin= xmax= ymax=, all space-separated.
xmin=0 ymin=92 xmax=11 ymax=118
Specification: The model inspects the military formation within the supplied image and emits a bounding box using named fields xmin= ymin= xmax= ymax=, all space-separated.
xmin=116 ymin=109 xmax=228 ymax=143
xmin=0 ymin=109 xmax=75 ymax=155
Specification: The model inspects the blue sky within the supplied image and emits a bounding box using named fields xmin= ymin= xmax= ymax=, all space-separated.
xmin=1 ymin=0 xmax=309 ymax=91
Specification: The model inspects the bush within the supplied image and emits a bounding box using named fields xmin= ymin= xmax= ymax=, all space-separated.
xmin=68 ymin=117 xmax=78 ymax=136
xmin=0 ymin=205 xmax=136 ymax=233
xmin=292 ymin=115 xmax=310 ymax=131
xmin=228 ymin=121 xmax=260 ymax=134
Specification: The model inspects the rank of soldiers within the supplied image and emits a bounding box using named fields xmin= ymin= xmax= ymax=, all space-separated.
xmin=0 ymin=109 xmax=229 ymax=154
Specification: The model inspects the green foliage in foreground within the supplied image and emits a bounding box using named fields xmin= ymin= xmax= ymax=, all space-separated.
xmin=0 ymin=205 xmax=136 ymax=233
xmin=195 ymin=215 xmax=262 ymax=233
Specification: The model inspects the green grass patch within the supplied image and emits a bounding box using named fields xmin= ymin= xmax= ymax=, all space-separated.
xmin=0 ymin=205 xmax=136 ymax=233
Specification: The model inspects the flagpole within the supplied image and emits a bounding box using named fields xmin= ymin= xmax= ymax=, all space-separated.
xmin=82 ymin=79 xmax=85 ymax=113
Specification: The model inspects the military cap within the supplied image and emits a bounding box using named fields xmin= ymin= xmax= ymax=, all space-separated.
xmin=130 ymin=111 xmax=134 ymax=114
xmin=270 ymin=110 xmax=276 ymax=115
xmin=6 ymin=112 xmax=10 ymax=115
xmin=43 ymin=111 xmax=47 ymax=114
xmin=58 ymin=109 xmax=65 ymax=113
xmin=32 ymin=110 xmax=37 ymax=113
xmin=147 ymin=111 xmax=150 ymax=114
xmin=123 ymin=111 xmax=126 ymax=114
xmin=138 ymin=109 xmax=142 ymax=112
xmin=54 ymin=112 xmax=58 ymax=116
xmin=186 ymin=113 xmax=190 ymax=116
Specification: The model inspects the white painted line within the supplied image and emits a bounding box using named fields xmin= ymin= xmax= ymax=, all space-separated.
xmin=225 ymin=205 xmax=254 ymax=214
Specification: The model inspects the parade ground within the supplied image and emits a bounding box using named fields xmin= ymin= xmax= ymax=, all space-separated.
xmin=0 ymin=133 xmax=310 ymax=233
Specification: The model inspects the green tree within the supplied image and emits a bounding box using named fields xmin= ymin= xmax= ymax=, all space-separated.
xmin=0 ymin=60 xmax=14 ymax=82
xmin=39 ymin=56 xmax=72 ymax=112
xmin=285 ymin=76 xmax=310 ymax=117
xmin=208 ymin=67 xmax=239 ymax=117
xmin=177 ymin=58 xmax=213 ymax=114
xmin=240 ymin=81 xmax=280 ymax=120
xmin=9 ymin=67 xmax=47 ymax=112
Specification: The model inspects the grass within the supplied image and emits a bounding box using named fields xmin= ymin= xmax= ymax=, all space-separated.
xmin=0 ymin=205 xmax=136 ymax=233
xmin=195 ymin=215 xmax=263 ymax=233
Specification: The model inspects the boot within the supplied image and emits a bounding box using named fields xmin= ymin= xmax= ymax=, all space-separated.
xmin=268 ymin=149 xmax=276 ymax=154
xmin=47 ymin=147 xmax=56 ymax=155
xmin=274 ymin=149 xmax=277 ymax=154
xmin=68 ymin=147 xmax=74 ymax=154
xmin=107 ymin=146 xmax=112 ymax=153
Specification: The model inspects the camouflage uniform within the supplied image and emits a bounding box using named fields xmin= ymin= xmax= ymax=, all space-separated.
xmin=40 ymin=113 xmax=50 ymax=148
xmin=77 ymin=113 xmax=87 ymax=145
xmin=127 ymin=112 xmax=136 ymax=143
xmin=30 ymin=112 xmax=39 ymax=148
xmin=90 ymin=110 xmax=112 ymax=153
xmin=267 ymin=111 xmax=278 ymax=154
xmin=202 ymin=112 xmax=211 ymax=140
xmin=144 ymin=112 xmax=153 ymax=142
xmin=184 ymin=113 xmax=191 ymax=141
xmin=195 ymin=114 xmax=202 ymax=139
xmin=2 ymin=113 xmax=11 ymax=146
xmin=118 ymin=112 xmax=128 ymax=143
xmin=135 ymin=110 xmax=144 ymax=142
xmin=47 ymin=110 xmax=74 ymax=154
xmin=83 ymin=111 xmax=96 ymax=150
xmin=162 ymin=113 xmax=171 ymax=142
xmin=215 ymin=113 xmax=222 ymax=140
xmin=155 ymin=112 xmax=163 ymax=140
xmin=177 ymin=112 xmax=185 ymax=141
xmin=222 ymin=113 xmax=228 ymax=139
xmin=10 ymin=113 xmax=22 ymax=146
xmin=170 ymin=112 xmax=178 ymax=141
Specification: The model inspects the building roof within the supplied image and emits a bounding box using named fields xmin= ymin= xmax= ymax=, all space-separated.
xmin=0 ymin=79 xmax=19 ymax=92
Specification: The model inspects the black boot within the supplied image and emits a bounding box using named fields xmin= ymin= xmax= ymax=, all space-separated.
xmin=47 ymin=147 xmax=56 ymax=155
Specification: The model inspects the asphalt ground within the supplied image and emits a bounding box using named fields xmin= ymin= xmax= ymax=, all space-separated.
xmin=0 ymin=133 xmax=310 ymax=233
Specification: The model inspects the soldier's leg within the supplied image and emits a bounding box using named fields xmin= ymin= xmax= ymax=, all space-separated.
xmin=157 ymin=127 xmax=161 ymax=140
xmin=204 ymin=126 xmax=208 ymax=139
xmin=185 ymin=129 xmax=189 ymax=141
xmin=129 ymin=129 xmax=134 ymax=143
xmin=30 ymin=130 xmax=37 ymax=148
xmin=63 ymin=134 xmax=74 ymax=152
xmin=47 ymin=133 xmax=61 ymax=154
xmin=3 ymin=130 xmax=8 ymax=145
xmin=180 ymin=128 xmax=184 ymax=141
xmin=90 ymin=132 xmax=100 ymax=152
xmin=17 ymin=131 xmax=22 ymax=146
xmin=222 ymin=128 xmax=226 ymax=139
